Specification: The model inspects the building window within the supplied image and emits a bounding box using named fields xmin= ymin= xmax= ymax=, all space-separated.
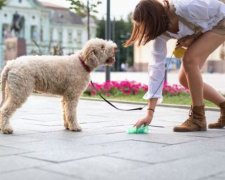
xmin=2 ymin=24 xmax=9 ymax=40
xmin=31 ymin=26 xmax=37 ymax=40
xmin=68 ymin=31 xmax=72 ymax=43
xmin=77 ymin=31 xmax=82 ymax=43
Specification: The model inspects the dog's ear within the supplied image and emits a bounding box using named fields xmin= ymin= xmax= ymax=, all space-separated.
xmin=83 ymin=47 xmax=99 ymax=68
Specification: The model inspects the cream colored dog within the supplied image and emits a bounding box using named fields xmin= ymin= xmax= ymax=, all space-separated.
xmin=0 ymin=38 xmax=117 ymax=134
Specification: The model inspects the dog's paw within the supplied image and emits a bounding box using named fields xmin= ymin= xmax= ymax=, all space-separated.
xmin=1 ymin=124 xmax=13 ymax=134
xmin=68 ymin=123 xmax=82 ymax=132
xmin=64 ymin=122 xmax=69 ymax=129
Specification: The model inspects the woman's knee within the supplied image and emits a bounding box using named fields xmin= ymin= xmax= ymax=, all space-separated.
xmin=182 ymin=54 xmax=200 ymax=72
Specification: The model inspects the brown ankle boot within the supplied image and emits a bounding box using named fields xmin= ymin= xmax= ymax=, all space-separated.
xmin=173 ymin=105 xmax=207 ymax=132
xmin=208 ymin=101 xmax=225 ymax=129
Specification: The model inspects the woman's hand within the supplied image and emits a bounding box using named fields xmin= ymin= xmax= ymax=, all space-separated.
xmin=135 ymin=99 xmax=157 ymax=130
xmin=176 ymin=35 xmax=195 ymax=49
xmin=134 ymin=113 xmax=153 ymax=130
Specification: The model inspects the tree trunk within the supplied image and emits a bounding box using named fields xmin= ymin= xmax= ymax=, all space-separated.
xmin=87 ymin=0 xmax=90 ymax=40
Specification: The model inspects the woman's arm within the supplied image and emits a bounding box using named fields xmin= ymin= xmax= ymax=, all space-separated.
xmin=134 ymin=35 xmax=170 ymax=129
xmin=134 ymin=98 xmax=158 ymax=129
xmin=176 ymin=31 xmax=202 ymax=49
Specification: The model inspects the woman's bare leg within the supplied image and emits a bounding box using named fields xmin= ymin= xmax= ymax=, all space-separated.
xmin=178 ymin=64 xmax=225 ymax=106
xmin=174 ymin=31 xmax=225 ymax=132
xmin=182 ymin=31 xmax=225 ymax=106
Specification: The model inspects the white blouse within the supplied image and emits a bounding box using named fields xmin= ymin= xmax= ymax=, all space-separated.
xmin=144 ymin=0 xmax=225 ymax=102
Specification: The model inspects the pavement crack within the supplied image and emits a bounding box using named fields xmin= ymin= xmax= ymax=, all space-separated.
xmin=105 ymin=154 xmax=152 ymax=165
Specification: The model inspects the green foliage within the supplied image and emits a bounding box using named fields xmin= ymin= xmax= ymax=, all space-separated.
xmin=66 ymin=0 xmax=102 ymax=17
xmin=0 ymin=0 xmax=7 ymax=10
xmin=67 ymin=0 xmax=102 ymax=40
xmin=96 ymin=14 xmax=134 ymax=71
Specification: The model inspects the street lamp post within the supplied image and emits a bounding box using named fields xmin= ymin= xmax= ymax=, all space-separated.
xmin=106 ymin=0 xmax=111 ymax=82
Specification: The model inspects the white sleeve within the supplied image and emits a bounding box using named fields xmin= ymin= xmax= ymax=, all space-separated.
xmin=143 ymin=35 xmax=170 ymax=103
xmin=173 ymin=0 xmax=225 ymax=32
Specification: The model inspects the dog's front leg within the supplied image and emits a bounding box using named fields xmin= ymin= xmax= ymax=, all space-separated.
xmin=64 ymin=97 xmax=82 ymax=132
xmin=61 ymin=97 xmax=69 ymax=129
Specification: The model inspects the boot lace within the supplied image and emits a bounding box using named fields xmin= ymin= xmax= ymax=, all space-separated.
xmin=213 ymin=109 xmax=225 ymax=127
xmin=183 ymin=109 xmax=193 ymax=126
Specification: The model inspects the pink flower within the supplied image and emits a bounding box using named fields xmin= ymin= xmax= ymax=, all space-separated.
xmin=91 ymin=91 xmax=96 ymax=95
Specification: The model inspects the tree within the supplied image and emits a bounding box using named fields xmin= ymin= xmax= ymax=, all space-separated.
xmin=0 ymin=0 xmax=7 ymax=10
xmin=96 ymin=14 xmax=134 ymax=71
xmin=67 ymin=0 xmax=102 ymax=40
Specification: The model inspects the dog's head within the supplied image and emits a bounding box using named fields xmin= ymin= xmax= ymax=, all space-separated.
xmin=81 ymin=38 xmax=117 ymax=69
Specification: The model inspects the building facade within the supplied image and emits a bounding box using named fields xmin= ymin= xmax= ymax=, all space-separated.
xmin=0 ymin=0 xmax=96 ymax=69
xmin=134 ymin=39 xmax=225 ymax=73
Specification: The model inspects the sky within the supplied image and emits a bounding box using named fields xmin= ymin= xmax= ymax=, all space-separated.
xmin=39 ymin=0 xmax=140 ymax=20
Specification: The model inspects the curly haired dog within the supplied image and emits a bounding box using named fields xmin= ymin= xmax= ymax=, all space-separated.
xmin=0 ymin=38 xmax=117 ymax=134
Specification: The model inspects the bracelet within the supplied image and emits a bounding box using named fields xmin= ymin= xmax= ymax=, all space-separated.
xmin=147 ymin=108 xmax=155 ymax=112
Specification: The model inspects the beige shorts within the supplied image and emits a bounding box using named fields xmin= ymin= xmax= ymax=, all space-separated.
xmin=212 ymin=0 xmax=225 ymax=35
xmin=211 ymin=19 xmax=225 ymax=35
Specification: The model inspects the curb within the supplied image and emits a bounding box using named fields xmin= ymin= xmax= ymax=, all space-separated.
xmin=81 ymin=97 xmax=220 ymax=112
xmin=31 ymin=93 xmax=220 ymax=112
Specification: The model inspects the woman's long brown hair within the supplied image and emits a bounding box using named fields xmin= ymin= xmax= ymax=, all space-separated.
xmin=124 ymin=0 xmax=169 ymax=47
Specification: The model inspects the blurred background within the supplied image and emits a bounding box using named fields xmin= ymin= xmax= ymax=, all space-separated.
xmin=0 ymin=0 xmax=224 ymax=73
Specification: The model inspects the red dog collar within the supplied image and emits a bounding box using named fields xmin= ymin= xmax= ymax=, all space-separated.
xmin=79 ymin=56 xmax=91 ymax=73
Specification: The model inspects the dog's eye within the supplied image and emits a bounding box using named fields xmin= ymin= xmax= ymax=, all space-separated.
xmin=101 ymin=45 xmax=105 ymax=49
xmin=93 ymin=50 xmax=97 ymax=55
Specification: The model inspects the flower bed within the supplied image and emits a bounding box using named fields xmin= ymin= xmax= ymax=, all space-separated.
xmin=84 ymin=81 xmax=189 ymax=97
xmin=163 ymin=81 xmax=189 ymax=96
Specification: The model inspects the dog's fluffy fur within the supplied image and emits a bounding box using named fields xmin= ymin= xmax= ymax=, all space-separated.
xmin=0 ymin=38 xmax=117 ymax=134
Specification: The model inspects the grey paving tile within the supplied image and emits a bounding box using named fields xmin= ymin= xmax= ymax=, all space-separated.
xmin=0 ymin=156 xmax=53 ymax=173
xmin=2 ymin=133 xmax=130 ymax=152
xmin=181 ymin=129 xmax=225 ymax=138
xmin=12 ymin=123 xmax=64 ymax=132
xmin=0 ymin=135 xmax=40 ymax=146
xmin=22 ymin=129 xmax=126 ymax=142
xmin=108 ymin=138 xmax=225 ymax=164
xmin=0 ymin=168 xmax=79 ymax=180
xmin=129 ymin=131 xmax=204 ymax=145
xmin=1 ymin=95 xmax=225 ymax=180
xmin=0 ymin=146 xmax=30 ymax=157
xmin=21 ymin=148 xmax=113 ymax=163
xmin=215 ymin=172 xmax=225 ymax=178
xmin=1 ymin=139 xmax=74 ymax=151
xmin=106 ymin=151 xmax=225 ymax=180
xmin=98 ymin=139 xmax=165 ymax=152
xmin=40 ymin=155 xmax=148 ymax=180
xmin=202 ymin=176 xmax=225 ymax=180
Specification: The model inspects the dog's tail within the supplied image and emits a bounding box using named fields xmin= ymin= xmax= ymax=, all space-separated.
xmin=0 ymin=65 xmax=11 ymax=107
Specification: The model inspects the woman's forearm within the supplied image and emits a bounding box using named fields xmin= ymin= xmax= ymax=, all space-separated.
xmin=147 ymin=98 xmax=158 ymax=116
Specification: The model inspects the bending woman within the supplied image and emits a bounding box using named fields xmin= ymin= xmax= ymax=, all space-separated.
xmin=124 ymin=0 xmax=225 ymax=132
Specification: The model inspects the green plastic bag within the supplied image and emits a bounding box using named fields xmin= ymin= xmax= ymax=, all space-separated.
xmin=126 ymin=125 xmax=149 ymax=134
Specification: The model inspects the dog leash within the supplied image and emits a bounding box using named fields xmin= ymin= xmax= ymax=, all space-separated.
xmin=90 ymin=80 xmax=143 ymax=111
xmin=90 ymin=53 xmax=174 ymax=111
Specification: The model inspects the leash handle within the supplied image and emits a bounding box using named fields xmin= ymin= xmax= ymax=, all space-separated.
xmin=90 ymin=81 xmax=145 ymax=111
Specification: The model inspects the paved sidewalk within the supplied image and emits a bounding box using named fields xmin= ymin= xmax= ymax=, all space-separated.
xmin=0 ymin=95 xmax=225 ymax=180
